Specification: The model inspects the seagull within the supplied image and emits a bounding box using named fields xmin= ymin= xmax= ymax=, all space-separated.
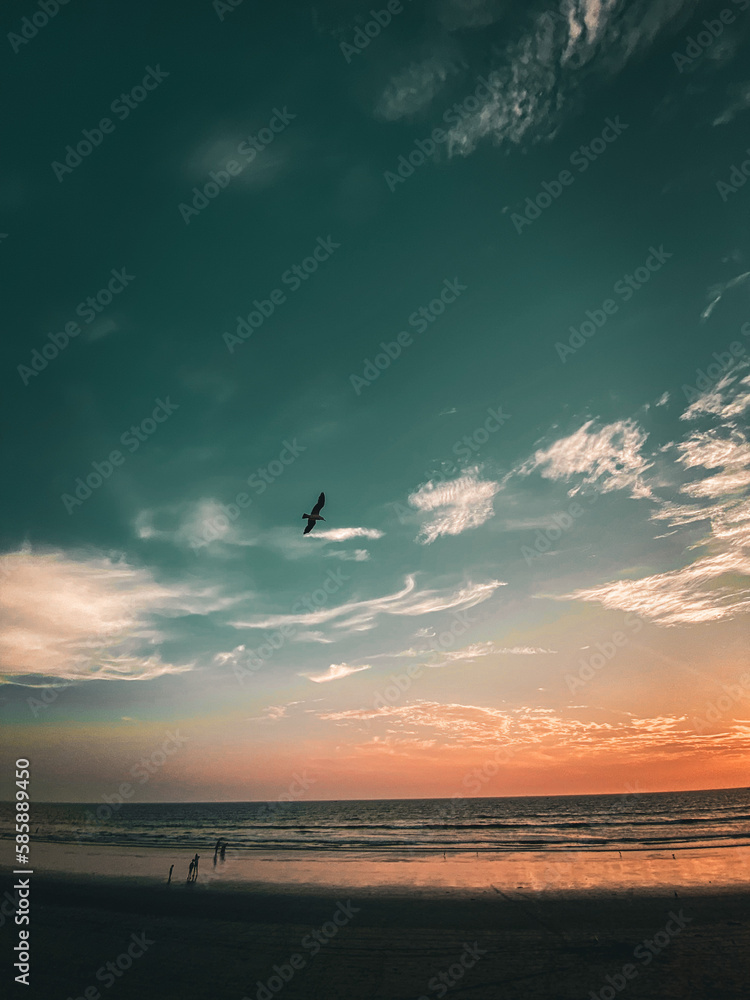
xmin=303 ymin=492 xmax=326 ymax=534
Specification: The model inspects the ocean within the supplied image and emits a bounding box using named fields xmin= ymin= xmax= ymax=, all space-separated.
xmin=2 ymin=787 xmax=749 ymax=855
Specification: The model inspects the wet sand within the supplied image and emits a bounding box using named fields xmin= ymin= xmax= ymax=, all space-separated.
xmin=23 ymin=839 xmax=750 ymax=894
xmin=15 ymin=869 xmax=750 ymax=999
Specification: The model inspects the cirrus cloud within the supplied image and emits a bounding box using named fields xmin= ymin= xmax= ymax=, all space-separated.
xmin=409 ymin=468 xmax=501 ymax=543
xmin=231 ymin=575 xmax=506 ymax=634
xmin=515 ymin=419 xmax=652 ymax=498
xmin=445 ymin=0 xmax=699 ymax=157
xmin=0 ymin=548 xmax=225 ymax=682
xmin=554 ymin=370 xmax=750 ymax=625
xmin=318 ymin=699 xmax=750 ymax=760
xmin=301 ymin=662 xmax=373 ymax=683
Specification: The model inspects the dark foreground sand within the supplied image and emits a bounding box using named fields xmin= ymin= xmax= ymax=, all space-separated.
xmin=18 ymin=874 xmax=750 ymax=1000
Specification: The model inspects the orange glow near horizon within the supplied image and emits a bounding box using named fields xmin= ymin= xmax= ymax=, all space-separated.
xmin=7 ymin=698 xmax=750 ymax=802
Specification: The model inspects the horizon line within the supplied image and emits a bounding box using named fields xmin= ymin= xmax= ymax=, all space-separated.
xmin=4 ymin=783 xmax=748 ymax=806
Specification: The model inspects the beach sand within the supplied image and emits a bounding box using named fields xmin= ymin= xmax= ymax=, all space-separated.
xmin=20 ymin=870 xmax=750 ymax=999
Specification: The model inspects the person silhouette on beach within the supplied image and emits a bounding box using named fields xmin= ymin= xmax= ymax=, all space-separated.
xmin=192 ymin=853 xmax=200 ymax=880
xmin=168 ymin=864 xmax=174 ymax=884
xmin=187 ymin=859 xmax=195 ymax=882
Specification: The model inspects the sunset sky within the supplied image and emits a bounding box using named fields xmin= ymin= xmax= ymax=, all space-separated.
xmin=2 ymin=0 xmax=750 ymax=802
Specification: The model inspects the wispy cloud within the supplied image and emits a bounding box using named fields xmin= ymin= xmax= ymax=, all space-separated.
xmin=700 ymin=271 xmax=750 ymax=321
xmin=558 ymin=374 xmax=750 ymax=625
xmin=0 ymin=549 xmax=222 ymax=682
xmin=85 ymin=318 xmax=119 ymax=342
xmin=681 ymin=467 xmax=750 ymax=499
xmin=495 ymin=645 xmax=557 ymax=655
xmin=445 ymin=0 xmax=698 ymax=156
xmin=302 ymin=662 xmax=372 ymax=683
xmin=310 ymin=527 xmax=384 ymax=542
xmin=135 ymin=505 xmax=383 ymax=560
xmin=294 ymin=631 xmax=335 ymax=644
xmin=394 ymin=641 xmax=556 ymax=664
xmin=558 ymin=551 xmax=750 ymax=625
xmin=325 ymin=549 xmax=371 ymax=561
xmin=135 ymin=500 xmax=240 ymax=549
xmin=677 ymin=432 xmax=750 ymax=472
xmin=712 ymin=81 xmax=750 ymax=126
xmin=230 ymin=575 xmax=505 ymax=633
xmin=318 ymin=699 xmax=750 ymax=758
xmin=183 ymin=131 xmax=291 ymax=190
xmin=681 ymin=366 xmax=750 ymax=423
xmin=246 ymin=701 xmax=306 ymax=722
xmin=409 ymin=468 xmax=501 ymax=543
xmin=213 ymin=645 xmax=254 ymax=671
xmin=375 ymin=52 xmax=468 ymax=120
xmin=515 ymin=419 xmax=652 ymax=498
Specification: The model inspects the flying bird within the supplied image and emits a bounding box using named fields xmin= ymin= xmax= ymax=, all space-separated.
xmin=303 ymin=492 xmax=326 ymax=534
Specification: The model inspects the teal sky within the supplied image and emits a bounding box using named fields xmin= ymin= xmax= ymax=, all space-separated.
xmin=2 ymin=0 xmax=750 ymax=801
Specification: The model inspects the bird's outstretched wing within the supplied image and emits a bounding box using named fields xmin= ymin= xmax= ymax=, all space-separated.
xmin=311 ymin=492 xmax=325 ymax=516
xmin=303 ymin=518 xmax=316 ymax=535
